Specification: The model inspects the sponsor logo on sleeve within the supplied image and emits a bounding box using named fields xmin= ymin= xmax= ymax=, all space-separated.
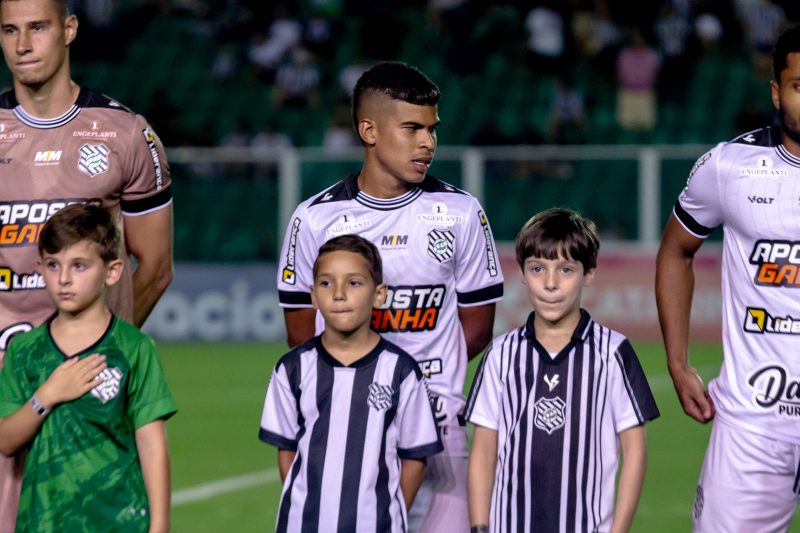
xmin=371 ymin=284 xmax=445 ymax=333
xmin=687 ymin=150 xmax=712 ymax=184
xmin=749 ymin=240 xmax=800 ymax=287
xmin=747 ymin=364 xmax=800 ymax=417
xmin=419 ymin=358 xmax=443 ymax=378
xmin=78 ymin=143 xmax=110 ymax=177
xmin=478 ymin=210 xmax=498 ymax=277
xmin=142 ymin=127 xmax=164 ymax=189
xmin=281 ymin=217 xmax=301 ymax=285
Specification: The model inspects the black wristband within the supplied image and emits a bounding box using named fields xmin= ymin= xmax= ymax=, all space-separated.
xmin=470 ymin=526 xmax=489 ymax=533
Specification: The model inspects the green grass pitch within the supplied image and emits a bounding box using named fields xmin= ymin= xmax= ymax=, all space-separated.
xmin=160 ymin=341 xmax=800 ymax=532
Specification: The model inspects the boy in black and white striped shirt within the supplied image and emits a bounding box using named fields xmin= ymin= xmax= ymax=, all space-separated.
xmin=260 ymin=235 xmax=442 ymax=532
xmin=466 ymin=208 xmax=659 ymax=533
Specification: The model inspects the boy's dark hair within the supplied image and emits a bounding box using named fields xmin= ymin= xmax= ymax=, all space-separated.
xmin=351 ymin=61 xmax=441 ymax=132
xmin=515 ymin=208 xmax=599 ymax=272
xmin=773 ymin=26 xmax=800 ymax=81
xmin=313 ymin=234 xmax=383 ymax=285
xmin=38 ymin=204 xmax=121 ymax=262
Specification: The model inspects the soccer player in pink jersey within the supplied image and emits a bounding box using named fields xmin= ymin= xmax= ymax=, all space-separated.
xmin=0 ymin=0 xmax=173 ymax=528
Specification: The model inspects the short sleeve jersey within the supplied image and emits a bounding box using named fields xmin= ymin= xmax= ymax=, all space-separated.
xmin=0 ymin=88 xmax=171 ymax=356
xmin=259 ymin=336 xmax=442 ymax=533
xmin=276 ymin=174 xmax=504 ymax=444
xmin=465 ymin=311 xmax=659 ymax=533
xmin=0 ymin=316 xmax=177 ymax=533
xmin=674 ymin=125 xmax=800 ymax=442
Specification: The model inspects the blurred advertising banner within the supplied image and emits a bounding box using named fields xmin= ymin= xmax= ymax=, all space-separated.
xmin=145 ymin=246 xmax=723 ymax=343
xmin=495 ymin=244 xmax=723 ymax=343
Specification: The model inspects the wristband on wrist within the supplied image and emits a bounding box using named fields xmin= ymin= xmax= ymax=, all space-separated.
xmin=470 ymin=526 xmax=489 ymax=533
xmin=29 ymin=394 xmax=51 ymax=417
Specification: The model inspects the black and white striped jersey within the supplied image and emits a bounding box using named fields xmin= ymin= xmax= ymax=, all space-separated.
xmin=465 ymin=310 xmax=659 ymax=533
xmin=260 ymin=336 xmax=443 ymax=533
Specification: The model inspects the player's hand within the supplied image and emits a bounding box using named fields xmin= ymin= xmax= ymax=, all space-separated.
xmin=36 ymin=354 xmax=107 ymax=409
xmin=669 ymin=364 xmax=715 ymax=423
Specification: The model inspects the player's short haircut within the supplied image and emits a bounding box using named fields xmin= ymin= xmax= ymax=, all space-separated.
xmin=313 ymin=234 xmax=383 ymax=285
xmin=773 ymin=26 xmax=800 ymax=81
xmin=351 ymin=61 xmax=441 ymax=132
xmin=38 ymin=204 xmax=121 ymax=262
xmin=515 ymin=208 xmax=599 ymax=272
xmin=0 ymin=0 xmax=70 ymax=18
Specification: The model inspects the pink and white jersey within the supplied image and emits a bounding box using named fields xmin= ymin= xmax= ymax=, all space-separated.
xmin=277 ymin=174 xmax=504 ymax=453
xmin=0 ymin=87 xmax=171 ymax=358
xmin=675 ymin=125 xmax=800 ymax=443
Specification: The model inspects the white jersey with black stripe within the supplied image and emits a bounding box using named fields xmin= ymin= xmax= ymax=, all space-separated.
xmin=675 ymin=125 xmax=800 ymax=443
xmin=276 ymin=174 xmax=504 ymax=454
xmin=465 ymin=310 xmax=659 ymax=533
xmin=259 ymin=336 xmax=442 ymax=533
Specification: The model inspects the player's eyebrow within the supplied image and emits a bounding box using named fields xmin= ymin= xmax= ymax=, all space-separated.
xmin=400 ymin=120 xmax=440 ymax=129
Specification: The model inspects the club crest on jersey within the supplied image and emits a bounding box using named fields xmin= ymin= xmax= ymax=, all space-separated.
xmin=91 ymin=367 xmax=123 ymax=404
xmin=427 ymin=230 xmax=454 ymax=263
xmin=78 ymin=143 xmax=110 ymax=177
xmin=533 ymin=396 xmax=566 ymax=434
xmin=367 ymin=382 xmax=394 ymax=411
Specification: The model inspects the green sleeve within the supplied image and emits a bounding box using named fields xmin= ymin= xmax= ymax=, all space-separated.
xmin=0 ymin=344 xmax=26 ymax=418
xmin=126 ymin=336 xmax=177 ymax=429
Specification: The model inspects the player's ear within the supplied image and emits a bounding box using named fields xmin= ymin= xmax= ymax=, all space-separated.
xmin=64 ymin=15 xmax=78 ymax=47
xmin=583 ymin=267 xmax=596 ymax=287
xmin=104 ymin=259 xmax=124 ymax=287
xmin=771 ymin=79 xmax=781 ymax=110
xmin=310 ymin=284 xmax=319 ymax=309
xmin=373 ymin=283 xmax=387 ymax=307
xmin=358 ymin=118 xmax=377 ymax=146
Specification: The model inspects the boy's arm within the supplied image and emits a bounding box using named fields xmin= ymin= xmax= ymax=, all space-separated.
xmin=468 ymin=425 xmax=498 ymax=528
xmin=278 ymin=449 xmax=296 ymax=481
xmin=0 ymin=354 xmax=106 ymax=456
xmin=136 ymin=420 xmax=170 ymax=533
xmin=610 ymin=425 xmax=647 ymax=533
xmin=655 ymin=216 xmax=714 ymax=423
xmin=399 ymin=458 xmax=426 ymax=510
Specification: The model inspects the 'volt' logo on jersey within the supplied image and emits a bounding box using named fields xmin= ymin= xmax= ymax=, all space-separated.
xmin=744 ymin=307 xmax=800 ymax=335
xmin=34 ymin=150 xmax=61 ymax=165
xmin=749 ymin=240 xmax=800 ymax=287
xmin=380 ymin=234 xmax=408 ymax=249
xmin=371 ymin=284 xmax=445 ymax=333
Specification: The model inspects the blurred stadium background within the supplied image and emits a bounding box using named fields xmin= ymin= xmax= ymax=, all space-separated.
xmin=3 ymin=0 xmax=798 ymax=530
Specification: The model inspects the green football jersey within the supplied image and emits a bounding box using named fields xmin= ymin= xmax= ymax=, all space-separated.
xmin=0 ymin=316 xmax=177 ymax=533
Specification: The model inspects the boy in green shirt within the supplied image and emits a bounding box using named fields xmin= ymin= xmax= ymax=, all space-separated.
xmin=0 ymin=204 xmax=176 ymax=532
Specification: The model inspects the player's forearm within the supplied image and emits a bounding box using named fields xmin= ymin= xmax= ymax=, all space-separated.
xmin=132 ymin=260 xmax=173 ymax=327
xmin=136 ymin=421 xmax=171 ymax=533
xmin=611 ymin=427 xmax=647 ymax=533
xmin=468 ymin=427 xmax=498 ymax=527
xmin=400 ymin=458 xmax=427 ymax=509
xmin=0 ymin=404 xmax=46 ymax=456
xmin=655 ymin=237 xmax=695 ymax=372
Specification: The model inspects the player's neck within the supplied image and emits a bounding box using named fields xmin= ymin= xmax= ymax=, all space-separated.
xmin=13 ymin=75 xmax=80 ymax=120
xmin=320 ymin=327 xmax=380 ymax=366
xmin=50 ymin=304 xmax=113 ymax=357
xmin=356 ymin=167 xmax=417 ymax=199
xmin=780 ymin=130 xmax=800 ymax=159
xmin=533 ymin=310 xmax=580 ymax=353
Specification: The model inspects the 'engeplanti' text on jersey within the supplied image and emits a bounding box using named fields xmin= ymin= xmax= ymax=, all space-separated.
xmin=0 ymin=88 xmax=171 ymax=356
xmin=675 ymin=125 xmax=800 ymax=442
xmin=277 ymin=174 xmax=504 ymax=453
xmin=465 ymin=311 xmax=659 ymax=533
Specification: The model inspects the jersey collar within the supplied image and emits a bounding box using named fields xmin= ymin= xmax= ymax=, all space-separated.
xmin=46 ymin=313 xmax=116 ymax=360
xmin=314 ymin=334 xmax=387 ymax=368
xmin=524 ymin=309 xmax=593 ymax=364
xmin=9 ymin=86 xmax=89 ymax=129
xmin=348 ymin=174 xmax=424 ymax=211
